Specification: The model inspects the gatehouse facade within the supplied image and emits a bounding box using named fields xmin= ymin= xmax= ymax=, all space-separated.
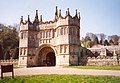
xmin=18 ymin=7 xmax=81 ymax=67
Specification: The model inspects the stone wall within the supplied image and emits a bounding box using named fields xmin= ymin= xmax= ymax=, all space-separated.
xmin=86 ymin=56 xmax=120 ymax=66
xmin=0 ymin=59 xmax=18 ymax=66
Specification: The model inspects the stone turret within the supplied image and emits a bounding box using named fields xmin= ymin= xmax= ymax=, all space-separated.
xmin=19 ymin=10 xmax=40 ymax=67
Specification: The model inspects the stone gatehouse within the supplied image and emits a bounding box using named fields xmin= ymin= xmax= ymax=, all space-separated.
xmin=18 ymin=7 xmax=81 ymax=67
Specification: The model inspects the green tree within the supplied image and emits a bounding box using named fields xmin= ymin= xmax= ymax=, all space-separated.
xmin=0 ymin=45 xmax=4 ymax=60
xmin=81 ymin=37 xmax=93 ymax=48
xmin=109 ymin=39 xmax=114 ymax=45
xmin=93 ymin=36 xmax=99 ymax=45
xmin=117 ymin=49 xmax=120 ymax=56
xmin=110 ymin=35 xmax=119 ymax=45
xmin=99 ymin=39 xmax=103 ymax=45
xmin=4 ymin=48 xmax=10 ymax=60
xmin=104 ymin=40 xmax=109 ymax=46
xmin=12 ymin=47 xmax=19 ymax=59
xmin=0 ymin=24 xmax=19 ymax=59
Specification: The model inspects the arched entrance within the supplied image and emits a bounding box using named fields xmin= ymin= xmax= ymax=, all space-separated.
xmin=38 ymin=46 xmax=56 ymax=66
xmin=46 ymin=52 xmax=56 ymax=66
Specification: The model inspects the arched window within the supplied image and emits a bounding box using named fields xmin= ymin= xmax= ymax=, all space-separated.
xmin=64 ymin=27 xmax=66 ymax=34
xmin=48 ymin=31 xmax=50 ymax=38
xmin=61 ymin=28 xmax=64 ymax=35
xmin=44 ymin=31 xmax=47 ymax=38
xmin=43 ymin=31 xmax=45 ymax=38
xmin=46 ymin=31 xmax=48 ymax=38
xmin=47 ymin=31 xmax=50 ymax=38
xmin=24 ymin=48 xmax=26 ymax=55
xmin=60 ymin=46 xmax=63 ymax=53
xmin=49 ymin=31 xmax=51 ymax=37
xmin=51 ymin=30 xmax=53 ymax=38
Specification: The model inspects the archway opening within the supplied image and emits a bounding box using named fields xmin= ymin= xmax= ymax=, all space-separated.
xmin=38 ymin=47 xmax=56 ymax=66
xmin=46 ymin=52 xmax=56 ymax=66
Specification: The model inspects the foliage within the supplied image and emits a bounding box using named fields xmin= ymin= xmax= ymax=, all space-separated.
xmin=0 ymin=44 xmax=4 ymax=60
xmin=93 ymin=36 xmax=99 ymax=45
xmin=4 ymin=48 xmax=11 ymax=60
xmin=99 ymin=39 xmax=103 ymax=45
xmin=86 ymin=32 xmax=97 ymax=41
xmin=12 ymin=47 xmax=19 ymax=59
xmin=94 ymin=51 xmax=100 ymax=57
xmin=97 ymin=33 xmax=106 ymax=41
xmin=0 ymin=24 xmax=19 ymax=59
xmin=108 ymin=35 xmax=119 ymax=45
xmin=64 ymin=66 xmax=120 ymax=70
xmin=81 ymin=32 xmax=120 ymax=48
xmin=84 ymin=36 xmax=91 ymax=41
xmin=82 ymin=33 xmax=99 ymax=48
xmin=104 ymin=40 xmax=109 ymax=46
xmin=109 ymin=39 xmax=114 ymax=45
xmin=117 ymin=49 xmax=120 ymax=56
xmin=81 ymin=39 xmax=94 ymax=48
xmin=0 ymin=74 xmax=120 ymax=83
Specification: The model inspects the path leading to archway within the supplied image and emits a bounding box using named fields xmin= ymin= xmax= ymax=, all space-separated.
xmin=1 ymin=67 xmax=120 ymax=77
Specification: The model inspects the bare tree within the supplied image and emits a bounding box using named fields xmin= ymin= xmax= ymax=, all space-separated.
xmin=86 ymin=32 xmax=97 ymax=41
xmin=110 ymin=35 xmax=119 ymax=45
xmin=97 ymin=33 xmax=106 ymax=41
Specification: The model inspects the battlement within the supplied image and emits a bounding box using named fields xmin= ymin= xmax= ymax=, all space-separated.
xmin=20 ymin=6 xmax=80 ymax=30
xmin=84 ymin=56 xmax=120 ymax=66
xmin=0 ymin=59 xmax=18 ymax=66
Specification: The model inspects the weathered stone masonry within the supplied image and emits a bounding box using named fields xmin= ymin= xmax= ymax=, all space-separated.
xmin=18 ymin=7 xmax=81 ymax=67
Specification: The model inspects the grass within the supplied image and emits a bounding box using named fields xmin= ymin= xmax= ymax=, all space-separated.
xmin=64 ymin=65 xmax=120 ymax=70
xmin=0 ymin=74 xmax=120 ymax=83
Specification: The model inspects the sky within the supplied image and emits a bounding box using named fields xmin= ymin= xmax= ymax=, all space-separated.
xmin=0 ymin=0 xmax=120 ymax=38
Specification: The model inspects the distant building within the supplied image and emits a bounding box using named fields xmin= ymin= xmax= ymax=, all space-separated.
xmin=18 ymin=7 xmax=81 ymax=67
xmin=88 ymin=44 xmax=120 ymax=57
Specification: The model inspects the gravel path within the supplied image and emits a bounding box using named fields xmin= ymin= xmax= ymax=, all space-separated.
xmin=1 ymin=67 xmax=120 ymax=77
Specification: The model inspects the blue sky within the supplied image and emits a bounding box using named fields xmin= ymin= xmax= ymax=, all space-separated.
xmin=0 ymin=0 xmax=120 ymax=38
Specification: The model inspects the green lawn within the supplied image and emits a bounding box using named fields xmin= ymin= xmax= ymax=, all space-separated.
xmin=64 ymin=66 xmax=120 ymax=70
xmin=0 ymin=74 xmax=120 ymax=83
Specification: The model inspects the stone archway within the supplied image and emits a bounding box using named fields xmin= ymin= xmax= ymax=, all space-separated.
xmin=37 ymin=46 xmax=56 ymax=66
xmin=46 ymin=52 xmax=56 ymax=66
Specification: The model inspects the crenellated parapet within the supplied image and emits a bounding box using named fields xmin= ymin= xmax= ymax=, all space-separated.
xmin=20 ymin=6 xmax=80 ymax=28
xmin=20 ymin=10 xmax=39 ymax=31
xmin=55 ymin=7 xmax=80 ymax=27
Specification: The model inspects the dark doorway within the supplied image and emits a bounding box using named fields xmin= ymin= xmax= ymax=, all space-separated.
xmin=46 ymin=52 xmax=56 ymax=66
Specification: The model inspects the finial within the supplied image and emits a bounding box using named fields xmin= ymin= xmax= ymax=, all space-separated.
xmin=78 ymin=12 xmax=80 ymax=19
xmin=66 ymin=11 xmax=67 ymax=16
xmin=55 ymin=6 xmax=58 ymax=21
xmin=28 ymin=15 xmax=30 ymax=22
xmin=34 ymin=10 xmax=39 ymax=25
xmin=55 ymin=6 xmax=58 ymax=16
xmin=59 ymin=9 xmax=61 ymax=17
xmin=40 ymin=15 xmax=42 ymax=22
xmin=67 ymin=8 xmax=70 ymax=16
xmin=35 ymin=10 xmax=38 ymax=19
xmin=20 ymin=16 xmax=23 ymax=23
xmin=75 ymin=9 xmax=78 ymax=16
